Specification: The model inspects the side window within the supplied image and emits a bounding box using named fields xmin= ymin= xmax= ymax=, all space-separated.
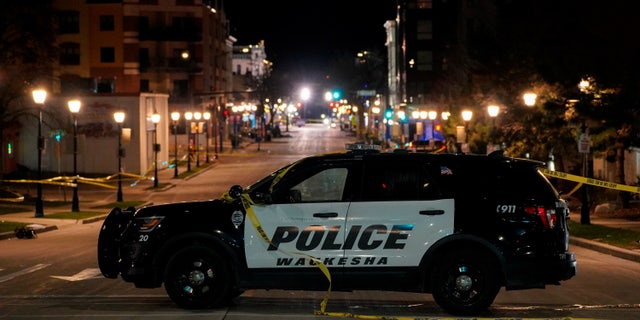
xmin=269 ymin=161 xmax=357 ymax=204
xmin=361 ymin=157 xmax=440 ymax=201
xmin=290 ymin=168 xmax=348 ymax=202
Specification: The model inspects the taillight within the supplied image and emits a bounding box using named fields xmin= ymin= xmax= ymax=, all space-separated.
xmin=524 ymin=205 xmax=556 ymax=229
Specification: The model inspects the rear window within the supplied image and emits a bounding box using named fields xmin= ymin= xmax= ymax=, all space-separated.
xmin=359 ymin=155 xmax=442 ymax=201
xmin=432 ymin=159 xmax=558 ymax=202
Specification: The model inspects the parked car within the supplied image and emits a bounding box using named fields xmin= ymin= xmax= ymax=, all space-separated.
xmin=98 ymin=145 xmax=576 ymax=315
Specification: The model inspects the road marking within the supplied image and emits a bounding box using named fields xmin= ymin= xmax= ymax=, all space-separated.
xmin=51 ymin=268 xmax=103 ymax=281
xmin=0 ymin=264 xmax=50 ymax=283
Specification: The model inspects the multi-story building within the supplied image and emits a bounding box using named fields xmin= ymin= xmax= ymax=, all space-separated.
xmin=230 ymin=41 xmax=270 ymax=104
xmin=17 ymin=0 xmax=234 ymax=176
xmin=387 ymin=0 xmax=481 ymax=144
xmin=56 ymin=0 xmax=233 ymax=111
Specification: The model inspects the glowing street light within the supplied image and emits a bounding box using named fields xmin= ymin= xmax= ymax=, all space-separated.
xmin=487 ymin=105 xmax=500 ymax=118
xmin=523 ymin=92 xmax=537 ymax=107
xmin=151 ymin=113 xmax=161 ymax=188
xmin=114 ymin=111 xmax=126 ymax=202
xmin=461 ymin=110 xmax=473 ymax=144
xmin=32 ymin=89 xmax=46 ymax=217
xmin=203 ymin=112 xmax=211 ymax=163
xmin=184 ymin=111 xmax=192 ymax=171
xmin=171 ymin=112 xmax=180 ymax=177
xmin=194 ymin=112 xmax=202 ymax=167
xmin=68 ymin=99 xmax=81 ymax=212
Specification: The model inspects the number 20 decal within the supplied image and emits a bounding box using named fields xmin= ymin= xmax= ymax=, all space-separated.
xmin=496 ymin=205 xmax=517 ymax=213
xmin=139 ymin=234 xmax=149 ymax=242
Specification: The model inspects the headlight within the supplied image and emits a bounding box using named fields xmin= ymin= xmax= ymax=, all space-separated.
xmin=137 ymin=216 xmax=165 ymax=232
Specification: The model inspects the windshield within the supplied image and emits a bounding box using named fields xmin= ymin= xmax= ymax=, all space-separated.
xmin=244 ymin=162 xmax=296 ymax=194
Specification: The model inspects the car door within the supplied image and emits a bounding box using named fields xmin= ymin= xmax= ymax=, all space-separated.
xmin=244 ymin=159 xmax=359 ymax=270
xmin=343 ymin=155 xmax=454 ymax=268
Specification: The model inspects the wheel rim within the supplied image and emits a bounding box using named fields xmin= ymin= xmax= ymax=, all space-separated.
xmin=174 ymin=259 xmax=217 ymax=298
xmin=445 ymin=264 xmax=484 ymax=303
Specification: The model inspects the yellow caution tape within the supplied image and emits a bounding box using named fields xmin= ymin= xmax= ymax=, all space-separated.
xmin=269 ymin=160 xmax=300 ymax=193
xmin=541 ymin=169 xmax=640 ymax=193
xmin=223 ymin=169 xmax=602 ymax=320
xmin=221 ymin=190 xmax=333 ymax=314
xmin=2 ymin=172 xmax=152 ymax=190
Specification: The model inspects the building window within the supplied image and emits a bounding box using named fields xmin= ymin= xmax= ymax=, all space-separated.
xmin=416 ymin=50 xmax=433 ymax=71
xmin=97 ymin=79 xmax=115 ymax=93
xmin=60 ymin=42 xmax=80 ymax=65
xmin=58 ymin=11 xmax=79 ymax=34
xmin=100 ymin=15 xmax=115 ymax=31
xmin=100 ymin=47 xmax=115 ymax=63
xmin=172 ymin=80 xmax=189 ymax=98
xmin=139 ymin=48 xmax=150 ymax=72
xmin=140 ymin=80 xmax=150 ymax=92
xmin=417 ymin=20 xmax=433 ymax=40
xmin=417 ymin=0 xmax=433 ymax=9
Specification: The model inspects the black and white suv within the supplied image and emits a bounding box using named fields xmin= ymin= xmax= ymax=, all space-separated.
xmin=98 ymin=145 xmax=576 ymax=315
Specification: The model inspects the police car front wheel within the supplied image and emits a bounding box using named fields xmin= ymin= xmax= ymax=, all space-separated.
xmin=430 ymin=248 xmax=501 ymax=315
xmin=163 ymin=246 xmax=231 ymax=309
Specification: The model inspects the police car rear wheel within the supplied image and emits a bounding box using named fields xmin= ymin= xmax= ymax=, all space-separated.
xmin=164 ymin=246 xmax=231 ymax=309
xmin=430 ymin=248 xmax=500 ymax=315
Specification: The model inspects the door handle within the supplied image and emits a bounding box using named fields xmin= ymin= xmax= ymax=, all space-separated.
xmin=313 ymin=212 xmax=339 ymax=218
xmin=419 ymin=210 xmax=445 ymax=215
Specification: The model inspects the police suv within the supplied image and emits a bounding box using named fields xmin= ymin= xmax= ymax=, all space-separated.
xmin=98 ymin=145 xmax=576 ymax=315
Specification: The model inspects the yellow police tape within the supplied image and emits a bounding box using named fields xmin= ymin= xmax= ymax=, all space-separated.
xmin=225 ymin=190 xmax=598 ymax=320
xmin=540 ymin=169 xmax=640 ymax=194
xmin=2 ymin=172 xmax=153 ymax=190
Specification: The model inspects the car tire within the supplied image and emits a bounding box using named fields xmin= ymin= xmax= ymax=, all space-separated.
xmin=164 ymin=246 xmax=231 ymax=309
xmin=430 ymin=248 xmax=501 ymax=315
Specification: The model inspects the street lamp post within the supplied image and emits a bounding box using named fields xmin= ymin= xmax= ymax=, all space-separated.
xmin=68 ymin=99 xmax=81 ymax=212
xmin=487 ymin=105 xmax=500 ymax=153
xmin=32 ymin=89 xmax=46 ymax=217
xmin=151 ymin=113 xmax=161 ymax=188
xmin=171 ymin=112 xmax=180 ymax=177
xmin=203 ymin=111 xmax=211 ymax=163
xmin=461 ymin=110 xmax=473 ymax=143
xmin=114 ymin=112 xmax=125 ymax=202
xmin=184 ymin=112 xmax=192 ymax=171
xmin=457 ymin=110 xmax=473 ymax=153
xmin=194 ymin=112 xmax=201 ymax=167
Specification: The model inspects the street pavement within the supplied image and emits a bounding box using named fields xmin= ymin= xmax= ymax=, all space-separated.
xmin=1 ymin=132 xmax=639 ymax=264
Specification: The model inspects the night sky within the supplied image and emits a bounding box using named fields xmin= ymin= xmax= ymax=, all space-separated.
xmin=224 ymin=1 xmax=397 ymax=77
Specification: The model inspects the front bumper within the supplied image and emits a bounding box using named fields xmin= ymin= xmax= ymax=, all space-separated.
xmin=97 ymin=207 xmax=133 ymax=279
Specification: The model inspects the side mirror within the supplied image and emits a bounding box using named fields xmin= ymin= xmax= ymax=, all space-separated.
xmin=252 ymin=192 xmax=273 ymax=204
xmin=288 ymin=189 xmax=302 ymax=203
xmin=228 ymin=185 xmax=243 ymax=199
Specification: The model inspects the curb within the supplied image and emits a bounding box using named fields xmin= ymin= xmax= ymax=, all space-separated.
xmin=570 ymin=236 xmax=640 ymax=263
xmin=0 ymin=225 xmax=58 ymax=241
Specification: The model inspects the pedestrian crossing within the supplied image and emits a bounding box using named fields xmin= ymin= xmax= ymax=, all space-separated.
xmin=0 ymin=263 xmax=50 ymax=283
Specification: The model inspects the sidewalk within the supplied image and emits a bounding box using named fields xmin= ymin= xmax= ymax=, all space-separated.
xmin=0 ymin=133 xmax=270 ymax=237
xmin=568 ymin=213 xmax=640 ymax=263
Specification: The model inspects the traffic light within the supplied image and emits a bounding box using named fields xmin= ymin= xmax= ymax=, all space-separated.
xmin=332 ymin=89 xmax=341 ymax=100
xmin=222 ymin=108 xmax=229 ymax=120
xmin=384 ymin=108 xmax=393 ymax=120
